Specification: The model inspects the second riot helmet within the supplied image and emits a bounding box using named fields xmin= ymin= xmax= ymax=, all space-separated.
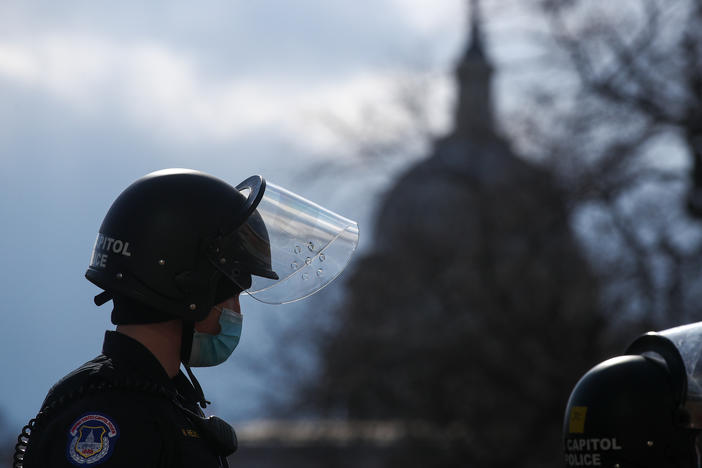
xmin=563 ymin=331 xmax=699 ymax=468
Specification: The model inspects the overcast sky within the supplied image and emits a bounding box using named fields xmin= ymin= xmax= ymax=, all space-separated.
xmin=0 ymin=0 xmax=559 ymax=431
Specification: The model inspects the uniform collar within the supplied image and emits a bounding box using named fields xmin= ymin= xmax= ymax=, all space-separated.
xmin=101 ymin=330 xmax=202 ymax=405
xmin=102 ymin=330 xmax=174 ymax=388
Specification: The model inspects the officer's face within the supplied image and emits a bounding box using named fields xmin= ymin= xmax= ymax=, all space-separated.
xmin=194 ymin=294 xmax=241 ymax=335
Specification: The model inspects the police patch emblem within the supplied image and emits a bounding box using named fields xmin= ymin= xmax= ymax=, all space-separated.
xmin=66 ymin=413 xmax=119 ymax=466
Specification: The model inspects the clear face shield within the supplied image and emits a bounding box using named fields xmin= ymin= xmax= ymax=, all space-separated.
xmin=214 ymin=176 xmax=359 ymax=304
xmin=626 ymin=322 xmax=702 ymax=428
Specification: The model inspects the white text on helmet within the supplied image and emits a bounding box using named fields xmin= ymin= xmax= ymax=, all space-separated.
xmin=95 ymin=234 xmax=132 ymax=257
xmin=566 ymin=438 xmax=623 ymax=452
xmin=90 ymin=234 xmax=133 ymax=269
xmin=564 ymin=452 xmax=601 ymax=466
xmin=564 ymin=438 xmax=623 ymax=467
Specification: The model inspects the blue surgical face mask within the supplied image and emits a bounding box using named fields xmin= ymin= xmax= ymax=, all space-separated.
xmin=188 ymin=307 xmax=243 ymax=367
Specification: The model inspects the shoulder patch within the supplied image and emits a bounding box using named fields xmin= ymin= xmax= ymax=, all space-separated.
xmin=66 ymin=413 xmax=119 ymax=466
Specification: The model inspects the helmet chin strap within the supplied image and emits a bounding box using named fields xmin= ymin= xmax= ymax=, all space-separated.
xmin=181 ymin=320 xmax=211 ymax=409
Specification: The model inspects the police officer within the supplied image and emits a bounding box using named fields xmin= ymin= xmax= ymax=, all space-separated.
xmin=563 ymin=328 xmax=702 ymax=468
xmin=15 ymin=169 xmax=359 ymax=467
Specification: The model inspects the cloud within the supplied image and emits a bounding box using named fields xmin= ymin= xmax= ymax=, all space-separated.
xmin=0 ymin=1 xmax=462 ymax=76
xmin=0 ymin=33 xmax=452 ymax=151
xmin=388 ymin=0 xmax=464 ymax=35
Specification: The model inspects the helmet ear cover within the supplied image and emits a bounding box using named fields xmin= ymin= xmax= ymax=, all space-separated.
xmin=174 ymin=245 xmax=252 ymax=309
xmin=206 ymin=225 xmax=278 ymax=287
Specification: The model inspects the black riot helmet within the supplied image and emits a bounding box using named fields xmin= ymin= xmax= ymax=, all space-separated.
xmin=86 ymin=168 xmax=359 ymax=322
xmin=86 ymin=169 xmax=277 ymax=322
xmin=563 ymin=333 xmax=700 ymax=468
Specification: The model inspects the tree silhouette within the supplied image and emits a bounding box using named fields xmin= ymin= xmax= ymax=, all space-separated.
xmin=285 ymin=1 xmax=702 ymax=467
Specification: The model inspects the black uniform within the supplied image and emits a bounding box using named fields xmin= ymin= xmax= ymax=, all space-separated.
xmin=21 ymin=331 xmax=230 ymax=467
